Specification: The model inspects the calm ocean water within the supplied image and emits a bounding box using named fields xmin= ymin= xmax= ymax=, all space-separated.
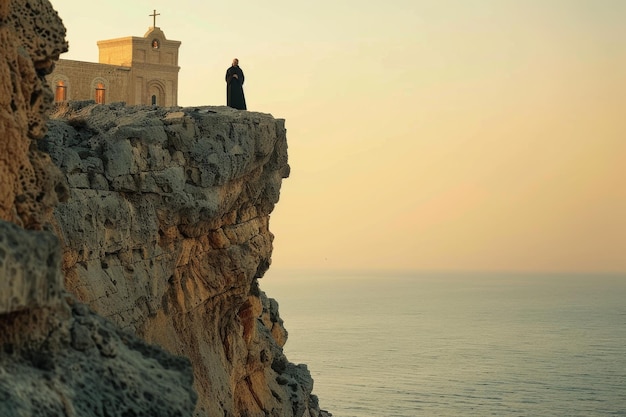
xmin=261 ymin=272 xmax=626 ymax=417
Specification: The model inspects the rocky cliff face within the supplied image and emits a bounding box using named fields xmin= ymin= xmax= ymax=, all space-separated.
xmin=43 ymin=102 xmax=326 ymax=417
xmin=1 ymin=1 xmax=197 ymax=416
xmin=0 ymin=0 xmax=68 ymax=229
xmin=0 ymin=220 xmax=197 ymax=417
xmin=1 ymin=1 xmax=324 ymax=416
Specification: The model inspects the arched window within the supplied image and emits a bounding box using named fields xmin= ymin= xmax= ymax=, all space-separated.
xmin=151 ymin=95 xmax=157 ymax=105
xmin=95 ymin=82 xmax=106 ymax=104
xmin=54 ymin=80 xmax=67 ymax=102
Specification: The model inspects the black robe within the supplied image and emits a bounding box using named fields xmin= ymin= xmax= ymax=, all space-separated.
xmin=225 ymin=65 xmax=247 ymax=110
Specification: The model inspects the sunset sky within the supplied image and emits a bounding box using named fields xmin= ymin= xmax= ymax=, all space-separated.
xmin=51 ymin=0 xmax=625 ymax=274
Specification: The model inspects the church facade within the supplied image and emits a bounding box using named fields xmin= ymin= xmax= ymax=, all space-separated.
xmin=48 ymin=24 xmax=181 ymax=107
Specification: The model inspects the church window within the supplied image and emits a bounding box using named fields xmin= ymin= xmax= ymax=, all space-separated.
xmin=55 ymin=80 xmax=67 ymax=102
xmin=95 ymin=82 xmax=106 ymax=104
xmin=151 ymin=95 xmax=157 ymax=105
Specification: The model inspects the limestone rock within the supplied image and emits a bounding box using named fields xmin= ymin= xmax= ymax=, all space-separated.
xmin=0 ymin=220 xmax=197 ymax=417
xmin=45 ymin=101 xmax=329 ymax=416
xmin=0 ymin=0 xmax=69 ymax=229
xmin=0 ymin=220 xmax=63 ymax=315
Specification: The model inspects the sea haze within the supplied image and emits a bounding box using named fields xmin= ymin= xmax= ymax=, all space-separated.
xmin=261 ymin=272 xmax=626 ymax=417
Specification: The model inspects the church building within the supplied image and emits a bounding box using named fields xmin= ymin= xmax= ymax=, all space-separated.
xmin=48 ymin=11 xmax=181 ymax=107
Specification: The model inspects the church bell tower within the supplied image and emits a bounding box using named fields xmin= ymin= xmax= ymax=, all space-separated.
xmin=96 ymin=10 xmax=181 ymax=106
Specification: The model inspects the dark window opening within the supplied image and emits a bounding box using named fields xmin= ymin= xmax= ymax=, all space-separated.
xmin=151 ymin=95 xmax=157 ymax=105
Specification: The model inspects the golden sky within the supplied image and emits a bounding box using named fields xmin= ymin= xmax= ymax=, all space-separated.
xmin=52 ymin=0 xmax=626 ymax=273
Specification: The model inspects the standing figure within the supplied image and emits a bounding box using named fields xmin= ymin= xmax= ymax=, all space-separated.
xmin=225 ymin=58 xmax=247 ymax=110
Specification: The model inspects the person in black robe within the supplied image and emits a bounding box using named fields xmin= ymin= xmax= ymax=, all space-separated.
xmin=225 ymin=58 xmax=247 ymax=110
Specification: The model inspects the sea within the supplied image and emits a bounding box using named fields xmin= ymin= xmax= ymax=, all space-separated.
xmin=260 ymin=271 xmax=626 ymax=417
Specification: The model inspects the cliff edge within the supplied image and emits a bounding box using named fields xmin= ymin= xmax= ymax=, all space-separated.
xmin=43 ymin=101 xmax=326 ymax=417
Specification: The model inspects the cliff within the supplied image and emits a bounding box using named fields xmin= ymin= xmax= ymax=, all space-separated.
xmin=44 ymin=102 xmax=326 ymax=416
xmin=0 ymin=220 xmax=197 ymax=417
xmin=0 ymin=1 xmax=196 ymax=416
xmin=1 ymin=0 xmax=327 ymax=416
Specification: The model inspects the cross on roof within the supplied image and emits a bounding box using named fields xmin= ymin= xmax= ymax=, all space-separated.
xmin=149 ymin=9 xmax=160 ymax=27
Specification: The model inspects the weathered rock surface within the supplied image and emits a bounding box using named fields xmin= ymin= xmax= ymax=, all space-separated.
xmin=0 ymin=222 xmax=197 ymax=417
xmin=44 ymin=102 xmax=328 ymax=417
xmin=0 ymin=0 xmax=69 ymax=229
xmin=1 ymin=1 xmax=197 ymax=416
xmin=2 ymin=0 xmax=329 ymax=415
xmin=0 ymin=216 xmax=63 ymax=315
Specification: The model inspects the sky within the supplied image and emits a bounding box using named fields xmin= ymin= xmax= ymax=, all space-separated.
xmin=51 ymin=0 xmax=626 ymax=274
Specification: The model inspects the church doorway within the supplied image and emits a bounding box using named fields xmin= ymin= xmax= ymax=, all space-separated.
xmin=147 ymin=80 xmax=165 ymax=106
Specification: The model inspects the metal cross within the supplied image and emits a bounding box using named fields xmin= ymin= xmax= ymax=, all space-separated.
xmin=149 ymin=9 xmax=160 ymax=27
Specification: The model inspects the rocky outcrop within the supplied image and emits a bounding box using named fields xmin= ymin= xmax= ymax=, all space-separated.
xmin=0 ymin=0 xmax=69 ymax=229
xmin=44 ymin=102 xmax=328 ymax=417
xmin=0 ymin=1 xmax=196 ymax=416
xmin=2 ymin=0 xmax=328 ymax=415
xmin=0 ymin=222 xmax=197 ymax=417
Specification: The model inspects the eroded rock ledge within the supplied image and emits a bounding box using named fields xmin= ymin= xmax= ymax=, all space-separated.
xmin=43 ymin=102 xmax=328 ymax=417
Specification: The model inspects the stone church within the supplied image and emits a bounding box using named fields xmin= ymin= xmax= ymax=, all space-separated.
xmin=48 ymin=13 xmax=180 ymax=107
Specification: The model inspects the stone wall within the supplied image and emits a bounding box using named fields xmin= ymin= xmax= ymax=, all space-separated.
xmin=49 ymin=59 xmax=132 ymax=103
